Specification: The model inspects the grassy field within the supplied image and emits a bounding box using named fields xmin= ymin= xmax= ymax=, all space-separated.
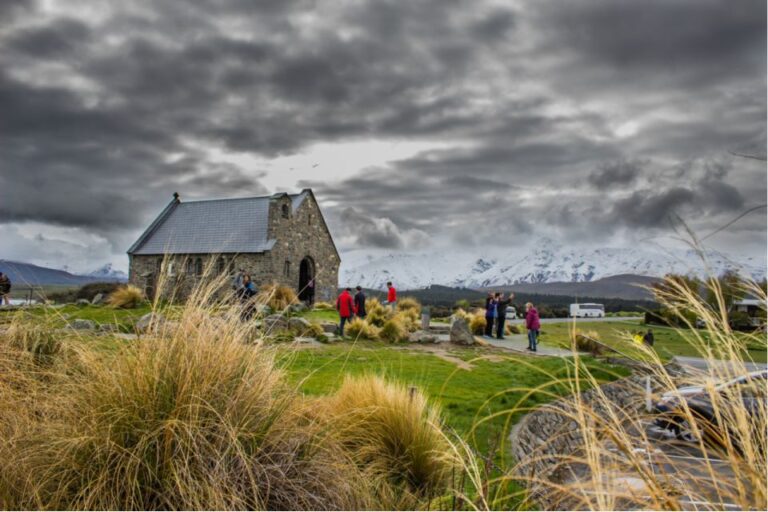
xmin=279 ymin=342 xmax=629 ymax=454
xmin=526 ymin=318 xmax=767 ymax=363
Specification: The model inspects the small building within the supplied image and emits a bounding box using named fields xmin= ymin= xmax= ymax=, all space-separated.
xmin=732 ymin=298 xmax=766 ymax=328
xmin=127 ymin=189 xmax=340 ymax=303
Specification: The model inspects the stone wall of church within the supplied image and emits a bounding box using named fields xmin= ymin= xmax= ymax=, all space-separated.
xmin=128 ymin=192 xmax=340 ymax=303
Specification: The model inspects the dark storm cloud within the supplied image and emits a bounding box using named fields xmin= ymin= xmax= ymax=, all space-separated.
xmin=0 ymin=0 xmax=764 ymax=262
xmin=588 ymin=160 xmax=644 ymax=189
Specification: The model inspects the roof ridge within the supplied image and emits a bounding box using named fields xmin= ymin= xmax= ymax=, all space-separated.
xmin=179 ymin=191 xmax=304 ymax=204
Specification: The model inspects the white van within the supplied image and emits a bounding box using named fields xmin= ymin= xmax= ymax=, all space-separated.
xmin=569 ymin=303 xmax=605 ymax=318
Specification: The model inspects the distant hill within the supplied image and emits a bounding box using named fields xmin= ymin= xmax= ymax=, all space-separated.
xmin=350 ymin=284 xmax=657 ymax=314
xmin=484 ymin=274 xmax=660 ymax=301
xmin=0 ymin=260 xmax=125 ymax=287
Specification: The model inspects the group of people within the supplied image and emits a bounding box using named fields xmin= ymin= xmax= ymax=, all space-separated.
xmin=336 ymin=282 xmax=396 ymax=336
xmin=483 ymin=292 xmax=541 ymax=351
xmin=0 ymin=272 xmax=11 ymax=306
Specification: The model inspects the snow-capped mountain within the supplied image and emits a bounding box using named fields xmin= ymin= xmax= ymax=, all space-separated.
xmin=339 ymin=238 xmax=766 ymax=290
xmin=86 ymin=263 xmax=128 ymax=282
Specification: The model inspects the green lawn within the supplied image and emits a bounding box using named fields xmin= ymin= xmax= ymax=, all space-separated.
xmin=523 ymin=319 xmax=767 ymax=363
xmin=279 ymin=342 xmax=629 ymax=454
xmin=0 ymin=303 xmax=155 ymax=332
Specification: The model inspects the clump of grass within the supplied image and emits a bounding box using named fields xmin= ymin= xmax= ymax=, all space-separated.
xmin=5 ymin=313 xmax=61 ymax=363
xmin=346 ymin=318 xmax=381 ymax=340
xmin=327 ymin=375 xmax=456 ymax=506
xmin=469 ymin=312 xmax=487 ymax=335
xmin=256 ymin=283 xmax=298 ymax=311
xmin=506 ymin=323 xmax=521 ymax=335
xmin=397 ymin=296 xmax=422 ymax=315
xmin=366 ymin=298 xmax=394 ymax=327
xmin=106 ymin=285 xmax=144 ymax=309
xmin=313 ymin=301 xmax=334 ymax=310
xmin=380 ymin=315 xmax=409 ymax=343
xmin=17 ymin=302 xmax=368 ymax=509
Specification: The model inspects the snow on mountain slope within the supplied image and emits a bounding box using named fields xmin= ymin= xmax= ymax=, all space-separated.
xmin=340 ymin=238 xmax=766 ymax=290
xmin=86 ymin=263 xmax=128 ymax=282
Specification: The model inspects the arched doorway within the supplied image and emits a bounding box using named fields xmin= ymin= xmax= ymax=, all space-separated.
xmin=298 ymin=257 xmax=315 ymax=305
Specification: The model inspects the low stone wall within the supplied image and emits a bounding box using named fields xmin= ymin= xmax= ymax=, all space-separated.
xmin=509 ymin=371 xmax=665 ymax=507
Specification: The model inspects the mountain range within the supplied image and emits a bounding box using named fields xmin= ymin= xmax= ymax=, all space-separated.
xmin=339 ymin=237 xmax=766 ymax=292
xmin=0 ymin=260 xmax=127 ymax=287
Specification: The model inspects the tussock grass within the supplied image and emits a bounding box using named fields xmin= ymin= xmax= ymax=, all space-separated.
xmin=256 ymin=282 xmax=298 ymax=311
xmin=327 ymin=375 xmax=457 ymax=506
xmin=469 ymin=312 xmax=487 ymax=335
xmin=106 ymin=284 xmax=144 ymax=309
xmin=366 ymin=297 xmax=394 ymax=327
xmin=5 ymin=313 xmax=61 ymax=362
xmin=380 ymin=314 xmax=409 ymax=342
xmin=313 ymin=301 xmax=334 ymax=310
xmin=346 ymin=317 xmax=381 ymax=340
xmin=397 ymin=296 xmax=422 ymax=315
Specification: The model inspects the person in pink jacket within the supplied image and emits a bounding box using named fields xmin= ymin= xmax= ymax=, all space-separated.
xmin=525 ymin=302 xmax=541 ymax=352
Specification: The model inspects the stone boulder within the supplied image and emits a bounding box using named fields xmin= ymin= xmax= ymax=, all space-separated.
xmin=70 ymin=319 xmax=96 ymax=330
xmin=320 ymin=321 xmax=339 ymax=335
xmin=135 ymin=313 xmax=165 ymax=334
xmin=264 ymin=314 xmax=289 ymax=332
xmin=75 ymin=299 xmax=91 ymax=307
xmin=98 ymin=323 xmax=119 ymax=333
xmin=289 ymin=302 xmax=309 ymax=313
xmin=449 ymin=318 xmax=475 ymax=345
xmin=408 ymin=330 xmax=438 ymax=343
xmin=91 ymin=293 xmax=106 ymax=305
xmin=288 ymin=317 xmax=312 ymax=333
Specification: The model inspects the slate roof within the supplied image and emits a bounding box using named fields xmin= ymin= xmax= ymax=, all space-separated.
xmin=128 ymin=192 xmax=308 ymax=255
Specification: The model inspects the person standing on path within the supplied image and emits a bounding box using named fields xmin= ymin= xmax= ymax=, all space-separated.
xmin=354 ymin=286 xmax=367 ymax=318
xmin=336 ymin=287 xmax=355 ymax=337
xmin=643 ymin=328 xmax=655 ymax=347
xmin=0 ymin=272 xmax=10 ymax=306
xmin=495 ymin=292 xmax=514 ymax=339
xmin=385 ymin=281 xmax=397 ymax=310
xmin=525 ymin=302 xmax=540 ymax=352
xmin=484 ymin=293 xmax=497 ymax=338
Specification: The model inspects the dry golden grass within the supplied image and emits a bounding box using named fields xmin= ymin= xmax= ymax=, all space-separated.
xmin=256 ymin=282 xmax=299 ymax=311
xmin=106 ymin=284 xmax=144 ymax=309
xmin=366 ymin=297 xmax=394 ymax=327
xmin=326 ymin=375 xmax=457 ymax=507
xmin=469 ymin=313 xmax=487 ymax=335
xmin=345 ymin=317 xmax=381 ymax=340
xmin=380 ymin=314 xmax=409 ymax=343
xmin=397 ymin=296 xmax=422 ymax=315
xmin=313 ymin=301 xmax=334 ymax=310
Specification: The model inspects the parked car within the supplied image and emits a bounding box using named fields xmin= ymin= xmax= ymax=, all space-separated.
xmin=505 ymin=306 xmax=517 ymax=319
xmin=654 ymin=370 xmax=767 ymax=448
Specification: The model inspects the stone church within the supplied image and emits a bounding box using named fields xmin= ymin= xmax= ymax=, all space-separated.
xmin=127 ymin=189 xmax=340 ymax=303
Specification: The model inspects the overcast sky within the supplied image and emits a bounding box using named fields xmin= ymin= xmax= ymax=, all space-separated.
xmin=1 ymin=0 xmax=765 ymax=273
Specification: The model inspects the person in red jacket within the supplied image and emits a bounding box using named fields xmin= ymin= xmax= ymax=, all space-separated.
xmin=336 ymin=287 xmax=355 ymax=337
xmin=525 ymin=302 xmax=541 ymax=352
xmin=386 ymin=281 xmax=397 ymax=310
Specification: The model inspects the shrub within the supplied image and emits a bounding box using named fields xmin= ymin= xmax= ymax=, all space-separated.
xmin=380 ymin=315 xmax=408 ymax=343
xmin=506 ymin=323 xmax=521 ymax=335
xmin=106 ymin=285 xmax=144 ymax=309
xmin=256 ymin=283 xmax=298 ymax=311
xmin=346 ymin=318 xmax=380 ymax=340
xmin=327 ymin=376 xmax=455 ymax=506
xmin=313 ymin=301 xmax=334 ymax=311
